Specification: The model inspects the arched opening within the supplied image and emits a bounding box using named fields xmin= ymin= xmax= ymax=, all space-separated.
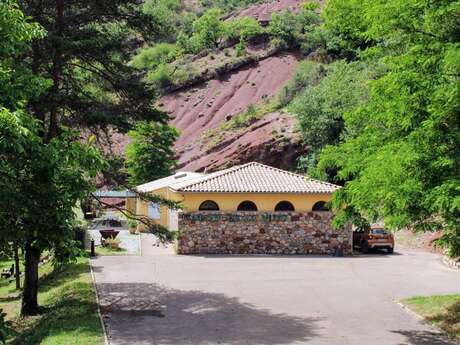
xmin=198 ymin=200 xmax=220 ymax=211
xmin=237 ymin=201 xmax=258 ymax=211
xmin=275 ymin=201 xmax=295 ymax=212
xmin=312 ymin=201 xmax=329 ymax=211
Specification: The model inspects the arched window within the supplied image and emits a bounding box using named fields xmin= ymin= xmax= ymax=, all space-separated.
xmin=237 ymin=201 xmax=258 ymax=211
xmin=199 ymin=200 xmax=220 ymax=211
xmin=275 ymin=201 xmax=295 ymax=212
xmin=312 ymin=201 xmax=329 ymax=211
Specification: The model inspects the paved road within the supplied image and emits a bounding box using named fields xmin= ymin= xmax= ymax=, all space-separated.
xmin=91 ymin=234 xmax=460 ymax=345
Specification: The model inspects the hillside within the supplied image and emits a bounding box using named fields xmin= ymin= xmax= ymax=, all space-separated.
xmin=110 ymin=0 xmax=309 ymax=174
xmin=162 ymin=51 xmax=302 ymax=171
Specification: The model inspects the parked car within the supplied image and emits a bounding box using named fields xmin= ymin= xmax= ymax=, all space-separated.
xmin=353 ymin=226 xmax=394 ymax=254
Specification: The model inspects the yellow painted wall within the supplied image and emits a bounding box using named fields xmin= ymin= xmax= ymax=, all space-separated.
xmin=135 ymin=188 xmax=332 ymax=230
xmin=126 ymin=198 xmax=136 ymax=215
xmin=180 ymin=192 xmax=332 ymax=212
xmin=136 ymin=187 xmax=182 ymax=230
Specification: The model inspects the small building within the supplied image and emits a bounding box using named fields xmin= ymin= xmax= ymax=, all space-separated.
xmin=130 ymin=162 xmax=352 ymax=255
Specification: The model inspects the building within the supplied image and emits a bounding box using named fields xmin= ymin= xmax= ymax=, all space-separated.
xmin=130 ymin=162 xmax=352 ymax=255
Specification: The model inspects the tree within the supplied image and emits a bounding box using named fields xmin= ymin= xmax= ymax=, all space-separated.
xmin=317 ymin=0 xmax=460 ymax=255
xmin=19 ymin=0 xmax=166 ymax=139
xmin=0 ymin=0 xmax=45 ymax=314
xmin=126 ymin=121 xmax=179 ymax=186
xmin=8 ymin=0 xmax=176 ymax=316
xmin=1 ymin=110 xmax=103 ymax=315
xmin=289 ymin=60 xmax=371 ymax=173
xmin=190 ymin=9 xmax=225 ymax=51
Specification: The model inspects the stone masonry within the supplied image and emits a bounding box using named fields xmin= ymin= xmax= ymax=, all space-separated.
xmin=178 ymin=211 xmax=352 ymax=255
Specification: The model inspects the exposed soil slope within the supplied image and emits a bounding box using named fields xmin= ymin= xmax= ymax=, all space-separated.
xmin=103 ymin=0 xmax=309 ymax=175
xmin=231 ymin=0 xmax=304 ymax=19
xmin=160 ymin=52 xmax=301 ymax=171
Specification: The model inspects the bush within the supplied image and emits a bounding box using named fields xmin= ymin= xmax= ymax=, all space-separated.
xmin=146 ymin=64 xmax=174 ymax=88
xmin=190 ymin=9 xmax=225 ymax=52
xmin=268 ymin=11 xmax=303 ymax=47
xmin=130 ymin=43 xmax=180 ymax=70
xmin=288 ymin=60 xmax=370 ymax=173
xmin=278 ymin=60 xmax=326 ymax=106
xmin=225 ymin=17 xmax=264 ymax=42
xmin=0 ymin=308 xmax=12 ymax=345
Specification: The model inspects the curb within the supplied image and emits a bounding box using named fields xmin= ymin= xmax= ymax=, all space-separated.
xmin=396 ymin=301 xmax=424 ymax=321
xmin=89 ymin=258 xmax=110 ymax=345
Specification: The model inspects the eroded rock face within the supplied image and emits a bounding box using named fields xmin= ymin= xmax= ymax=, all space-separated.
xmin=177 ymin=111 xmax=307 ymax=172
xmin=161 ymin=52 xmax=303 ymax=172
xmin=178 ymin=211 xmax=352 ymax=255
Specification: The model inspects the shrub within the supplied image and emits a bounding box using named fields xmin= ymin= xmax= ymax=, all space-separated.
xmin=146 ymin=64 xmax=174 ymax=89
xmin=190 ymin=9 xmax=225 ymax=51
xmin=278 ymin=60 xmax=326 ymax=106
xmin=225 ymin=17 xmax=264 ymax=42
xmin=0 ymin=309 xmax=12 ymax=345
xmin=130 ymin=43 xmax=180 ymax=70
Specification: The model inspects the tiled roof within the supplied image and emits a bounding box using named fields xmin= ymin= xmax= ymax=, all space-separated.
xmin=136 ymin=172 xmax=205 ymax=193
xmin=176 ymin=162 xmax=340 ymax=194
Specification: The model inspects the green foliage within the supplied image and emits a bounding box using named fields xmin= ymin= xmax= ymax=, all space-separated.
xmin=131 ymin=43 xmax=180 ymax=70
xmin=290 ymin=60 xmax=370 ymax=161
xmin=0 ymin=308 xmax=11 ymax=345
xmin=316 ymin=0 xmax=460 ymax=256
xmin=268 ymin=11 xmax=304 ymax=47
xmin=267 ymin=4 xmax=323 ymax=50
xmin=0 ymin=0 xmax=46 ymax=110
xmin=225 ymin=17 xmax=264 ymax=42
xmin=278 ymin=60 xmax=326 ymax=106
xmin=126 ymin=121 xmax=179 ymax=186
xmin=0 ymin=110 xmax=104 ymax=255
xmin=146 ymin=64 xmax=175 ymax=89
xmin=322 ymin=0 xmax=371 ymax=57
xmin=19 ymin=0 xmax=166 ymax=135
xmin=142 ymin=0 xmax=183 ymax=40
xmin=190 ymin=9 xmax=225 ymax=52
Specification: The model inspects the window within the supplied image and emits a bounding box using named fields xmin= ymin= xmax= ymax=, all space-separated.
xmin=275 ymin=201 xmax=295 ymax=211
xmin=312 ymin=201 xmax=329 ymax=211
xmin=199 ymin=200 xmax=220 ymax=211
xmin=148 ymin=202 xmax=160 ymax=219
xmin=237 ymin=201 xmax=258 ymax=211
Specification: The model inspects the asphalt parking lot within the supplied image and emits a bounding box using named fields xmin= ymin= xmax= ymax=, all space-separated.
xmin=92 ymin=235 xmax=460 ymax=345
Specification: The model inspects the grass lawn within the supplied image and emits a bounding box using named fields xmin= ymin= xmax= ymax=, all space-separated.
xmin=96 ymin=245 xmax=128 ymax=256
xmin=402 ymin=294 xmax=460 ymax=341
xmin=1 ymin=257 xmax=104 ymax=345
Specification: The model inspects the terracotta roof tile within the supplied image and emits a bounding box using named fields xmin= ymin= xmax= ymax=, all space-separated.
xmin=176 ymin=162 xmax=340 ymax=194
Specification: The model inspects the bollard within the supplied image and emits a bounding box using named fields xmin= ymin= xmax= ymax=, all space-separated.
xmin=91 ymin=239 xmax=95 ymax=257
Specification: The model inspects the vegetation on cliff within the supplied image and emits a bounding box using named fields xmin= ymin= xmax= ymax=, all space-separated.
xmin=283 ymin=0 xmax=460 ymax=256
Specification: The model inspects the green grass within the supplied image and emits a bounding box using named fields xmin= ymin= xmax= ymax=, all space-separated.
xmin=1 ymin=257 xmax=104 ymax=345
xmin=402 ymin=294 xmax=460 ymax=341
xmin=96 ymin=245 xmax=128 ymax=256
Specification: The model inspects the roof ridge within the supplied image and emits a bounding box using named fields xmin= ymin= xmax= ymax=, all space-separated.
xmin=246 ymin=162 xmax=337 ymax=187
xmin=176 ymin=161 xmax=339 ymax=192
xmin=171 ymin=163 xmax=248 ymax=190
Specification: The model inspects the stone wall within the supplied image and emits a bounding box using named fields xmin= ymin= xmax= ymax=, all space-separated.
xmin=178 ymin=211 xmax=352 ymax=255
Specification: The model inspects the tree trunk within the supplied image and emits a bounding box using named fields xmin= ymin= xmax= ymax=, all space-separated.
xmin=21 ymin=242 xmax=41 ymax=316
xmin=14 ymin=242 xmax=20 ymax=290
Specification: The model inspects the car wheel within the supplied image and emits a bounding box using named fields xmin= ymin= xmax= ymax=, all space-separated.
xmin=362 ymin=242 xmax=369 ymax=254
xmin=387 ymin=247 xmax=394 ymax=254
